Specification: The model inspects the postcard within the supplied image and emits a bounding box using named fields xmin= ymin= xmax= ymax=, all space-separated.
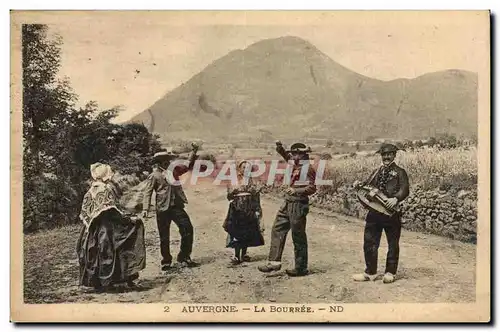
xmin=10 ymin=10 xmax=490 ymax=323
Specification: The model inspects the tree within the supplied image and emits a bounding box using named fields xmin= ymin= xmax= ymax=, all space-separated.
xmin=21 ymin=24 xmax=163 ymax=233
xmin=437 ymin=133 xmax=458 ymax=149
xmin=22 ymin=24 xmax=76 ymax=173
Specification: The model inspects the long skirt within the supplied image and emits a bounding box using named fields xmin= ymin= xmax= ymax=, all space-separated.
xmin=76 ymin=209 xmax=146 ymax=288
xmin=224 ymin=202 xmax=265 ymax=249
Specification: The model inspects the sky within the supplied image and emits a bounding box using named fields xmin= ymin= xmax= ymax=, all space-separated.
xmin=12 ymin=11 xmax=489 ymax=123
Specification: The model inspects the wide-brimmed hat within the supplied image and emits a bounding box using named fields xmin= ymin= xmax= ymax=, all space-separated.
xmin=287 ymin=142 xmax=312 ymax=153
xmin=152 ymin=147 xmax=179 ymax=162
xmin=90 ymin=163 xmax=114 ymax=182
xmin=376 ymin=143 xmax=405 ymax=154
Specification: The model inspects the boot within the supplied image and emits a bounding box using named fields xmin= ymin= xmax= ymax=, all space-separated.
xmin=230 ymin=256 xmax=241 ymax=265
xmin=258 ymin=261 xmax=281 ymax=273
xmin=161 ymin=263 xmax=172 ymax=271
xmin=383 ymin=272 xmax=396 ymax=284
xmin=285 ymin=268 xmax=309 ymax=277
xmin=178 ymin=257 xmax=200 ymax=268
xmin=352 ymin=272 xmax=377 ymax=282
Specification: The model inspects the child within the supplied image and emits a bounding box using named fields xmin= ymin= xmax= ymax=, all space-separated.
xmin=223 ymin=160 xmax=265 ymax=265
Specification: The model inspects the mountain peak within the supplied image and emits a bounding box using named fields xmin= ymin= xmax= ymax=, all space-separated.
xmin=131 ymin=37 xmax=478 ymax=142
xmin=245 ymin=35 xmax=318 ymax=52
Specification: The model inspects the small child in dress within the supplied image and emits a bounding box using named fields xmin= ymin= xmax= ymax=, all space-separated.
xmin=222 ymin=160 xmax=265 ymax=265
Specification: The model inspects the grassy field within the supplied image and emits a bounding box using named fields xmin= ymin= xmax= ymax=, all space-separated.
xmin=322 ymin=146 xmax=477 ymax=192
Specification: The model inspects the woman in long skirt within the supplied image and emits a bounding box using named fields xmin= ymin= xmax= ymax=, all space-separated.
xmin=223 ymin=160 xmax=265 ymax=265
xmin=76 ymin=163 xmax=146 ymax=291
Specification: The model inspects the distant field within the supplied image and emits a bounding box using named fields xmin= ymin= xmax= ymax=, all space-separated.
xmin=202 ymin=142 xmax=379 ymax=156
xmin=323 ymin=146 xmax=477 ymax=192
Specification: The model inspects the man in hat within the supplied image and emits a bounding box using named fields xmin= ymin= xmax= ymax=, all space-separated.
xmin=143 ymin=143 xmax=200 ymax=270
xmin=352 ymin=143 xmax=409 ymax=284
xmin=258 ymin=141 xmax=316 ymax=277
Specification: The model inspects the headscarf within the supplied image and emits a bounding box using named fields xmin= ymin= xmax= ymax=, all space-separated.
xmin=90 ymin=163 xmax=114 ymax=182
xmin=237 ymin=160 xmax=250 ymax=178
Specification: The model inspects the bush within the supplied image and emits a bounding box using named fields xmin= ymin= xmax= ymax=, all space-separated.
xmin=24 ymin=120 xmax=162 ymax=233
xmin=199 ymin=153 xmax=217 ymax=164
xmin=436 ymin=133 xmax=459 ymax=149
xmin=23 ymin=113 xmax=162 ymax=234
xmin=23 ymin=175 xmax=80 ymax=232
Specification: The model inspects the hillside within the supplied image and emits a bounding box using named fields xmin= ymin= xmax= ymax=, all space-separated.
xmin=129 ymin=36 xmax=478 ymax=143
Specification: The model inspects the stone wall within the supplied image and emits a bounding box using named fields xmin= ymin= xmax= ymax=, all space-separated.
xmin=266 ymin=185 xmax=477 ymax=243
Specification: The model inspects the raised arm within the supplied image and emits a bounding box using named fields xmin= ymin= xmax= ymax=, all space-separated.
xmin=275 ymin=141 xmax=291 ymax=162
xmin=173 ymin=143 xmax=200 ymax=177
xmin=187 ymin=143 xmax=200 ymax=170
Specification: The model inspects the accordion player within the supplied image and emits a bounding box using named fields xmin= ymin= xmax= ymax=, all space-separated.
xmin=352 ymin=143 xmax=410 ymax=284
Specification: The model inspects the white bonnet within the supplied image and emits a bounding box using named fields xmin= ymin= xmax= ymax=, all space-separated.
xmin=90 ymin=163 xmax=114 ymax=182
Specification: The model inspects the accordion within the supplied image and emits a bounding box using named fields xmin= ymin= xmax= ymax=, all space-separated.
xmin=356 ymin=185 xmax=399 ymax=217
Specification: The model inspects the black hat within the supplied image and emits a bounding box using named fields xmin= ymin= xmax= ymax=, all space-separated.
xmin=376 ymin=143 xmax=405 ymax=154
xmin=287 ymin=142 xmax=312 ymax=153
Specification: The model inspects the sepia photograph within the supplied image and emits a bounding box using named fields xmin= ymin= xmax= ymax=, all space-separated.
xmin=10 ymin=10 xmax=490 ymax=322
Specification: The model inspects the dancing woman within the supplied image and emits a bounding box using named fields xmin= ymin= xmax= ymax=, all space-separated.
xmin=76 ymin=163 xmax=146 ymax=291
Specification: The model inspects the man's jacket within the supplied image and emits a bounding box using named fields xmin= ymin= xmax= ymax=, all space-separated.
xmin=363 ymin=162 xmax=410 ymax=202
xmin=143 ymin=153 xmax=198 ymax=213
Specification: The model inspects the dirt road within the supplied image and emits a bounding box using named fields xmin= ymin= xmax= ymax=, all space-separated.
xmin=24 ymin=180 xmax=476 ymax=304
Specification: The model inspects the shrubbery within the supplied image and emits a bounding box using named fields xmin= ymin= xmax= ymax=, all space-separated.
xmin=22 ymin=24 xmax=162 ymax=233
